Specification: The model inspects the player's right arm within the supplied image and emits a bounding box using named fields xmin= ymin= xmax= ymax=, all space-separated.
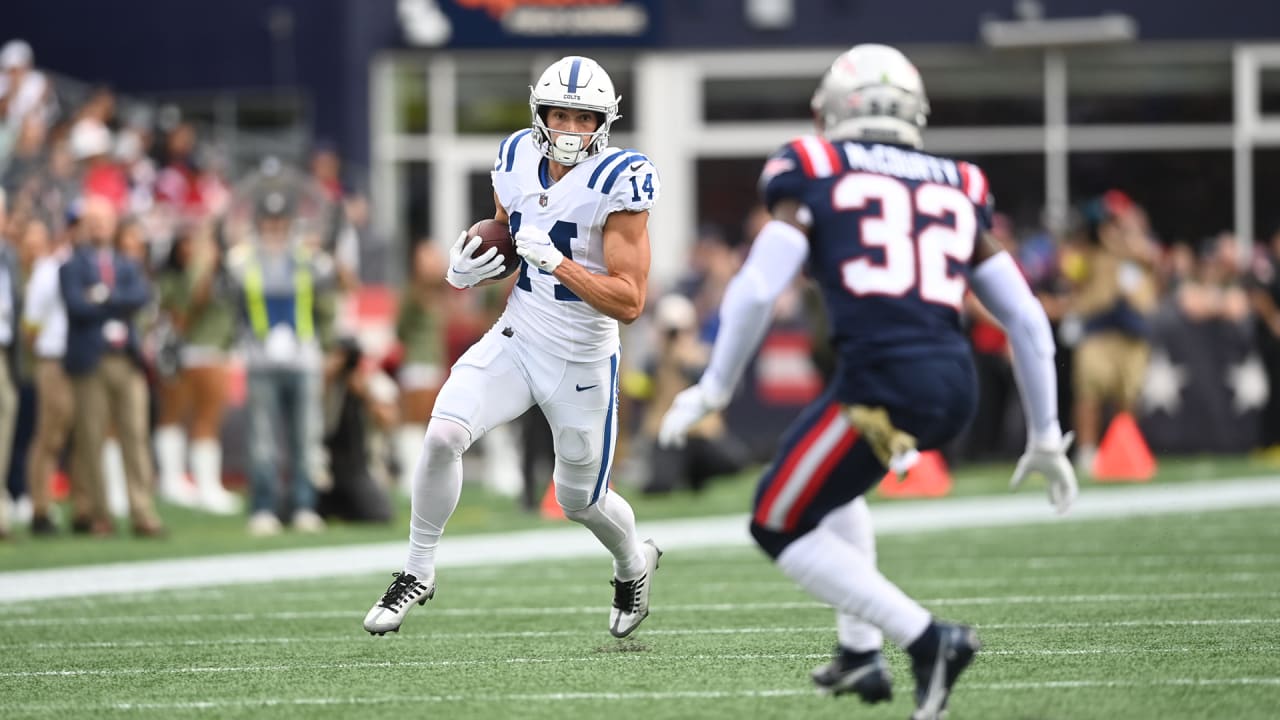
xmin=970 ymin=230 xmax=1077 ymax=514
xmin=658 ymin=144 xmax=812 ymax=447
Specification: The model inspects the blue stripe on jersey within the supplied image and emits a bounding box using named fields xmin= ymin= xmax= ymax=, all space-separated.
xmin=503 ymin=129 xmax=531 ymax=172
xmin=586 ymin=149 xmax=627 ymax=189
xmin=601 ymin=153 xmax=647 ymax=194
xmin=538 ymin=157 xmax=552 ymax=189
xmin=567 ymin=58 xmax=582 ymax=93
xmin=589 ymin=352 xmax=619 ymax=504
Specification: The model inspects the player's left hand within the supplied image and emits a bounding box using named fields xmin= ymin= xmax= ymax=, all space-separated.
xmin=515 ymin=228 xmax=564 ymax=273
xmin=1010 ymin=431 xmax=1078 ymax=514
xmin=658 ymin=384 xmax=726 ymax=448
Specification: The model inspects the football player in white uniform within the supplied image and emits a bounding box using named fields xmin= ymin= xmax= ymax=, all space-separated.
xmin=365 ymin=56 xmax=662 ymax=639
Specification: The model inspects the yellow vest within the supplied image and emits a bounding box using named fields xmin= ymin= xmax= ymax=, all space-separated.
xmin=242 ymin=247 xmax=314 ymax=341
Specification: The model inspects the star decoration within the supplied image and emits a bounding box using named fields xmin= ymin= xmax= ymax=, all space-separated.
xmin=1141 ymin=350 xmax=1187 ymax=416
xmin=1226 ymin=353 xmax=1268 ymax=414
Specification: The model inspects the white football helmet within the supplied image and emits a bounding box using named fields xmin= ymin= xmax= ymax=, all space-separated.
xmin=810 ymin=44 xmax=930 ymax=149
xmin=529 ymin=56 xmax=621 ymax=165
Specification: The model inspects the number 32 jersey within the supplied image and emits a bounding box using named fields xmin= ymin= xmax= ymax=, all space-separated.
xmin=760 ymin=136 xmax=993 ymax=366
xmin=492 ymin=129 xmax=660 ymax=362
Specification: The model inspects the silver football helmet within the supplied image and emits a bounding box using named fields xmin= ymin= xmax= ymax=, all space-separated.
xmin=529 ymin=56 xmax=621 ymax=165
xmin=810 ymin=44 xmax=930 ymax=149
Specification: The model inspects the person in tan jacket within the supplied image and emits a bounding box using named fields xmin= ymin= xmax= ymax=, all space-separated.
xmin=1060 ymin=191 xmax=1159 ymax=473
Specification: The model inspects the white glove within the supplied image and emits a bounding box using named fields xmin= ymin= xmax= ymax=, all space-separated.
xmin=446 ymin=231 xmax=506 ymax=289
xmin=514 ymin=228 xmax=564 ymax=273
xmin=657 ymin=383 xmax=729 ymax=448
xmin=1010 ymin=431 xmax=1078 ymax=514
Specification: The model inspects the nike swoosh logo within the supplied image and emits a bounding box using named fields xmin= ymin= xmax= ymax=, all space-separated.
xmin=629 ymin=163 xmax=644 ymax=172
xmin=575 ymin=384 xmax=599 ymax=392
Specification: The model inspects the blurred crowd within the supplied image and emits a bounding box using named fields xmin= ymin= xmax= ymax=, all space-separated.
xmin=5 ymin=35 xmax=1280 ymax=540
xmin=0 ymin=38 xmax=420 ymax=540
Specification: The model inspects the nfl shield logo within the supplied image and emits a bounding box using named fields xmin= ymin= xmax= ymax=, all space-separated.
xmin=539 ymin=194 xmax=548 ymax=207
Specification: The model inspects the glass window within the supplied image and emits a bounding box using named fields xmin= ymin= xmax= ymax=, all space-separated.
xmin=1069 ymin=151 xmax=1231 ymax=244
xmin=704 ymin=77 xmax=813 ymax=123
xmin=400 ymin=161 xmax=431 ymax=243
xmin=915 ymin=49 xmax=1044 ymax=127
xmin=695 ymin=158 xmax=767 ymax=247
xmin=394 ymin=65 xmax=428 ymax=134
xmin=702 ymin=49 xmax=1044 ymax=126
xmin=952 ymin=153 xmax=1046 ymax=233
xmin=1067 ymin=44 xmax=1233 ymax=124
xmin=1254 ymin=149 xmax=1280 ymax=239
xmin=1262 ymin=68 xmax=1280 ymax=118
xmin=457 ymin=57 xmax=634 ymax=135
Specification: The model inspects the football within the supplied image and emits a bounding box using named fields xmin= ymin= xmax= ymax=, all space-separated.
xmin=468 ymin=218 xmax=519 ymax=280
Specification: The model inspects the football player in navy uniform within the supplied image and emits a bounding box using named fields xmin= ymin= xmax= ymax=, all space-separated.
xmin=365 ymin=56 xmax=662 ymax=639
xmin=659 ymin=44 xmax=1078 ymax=720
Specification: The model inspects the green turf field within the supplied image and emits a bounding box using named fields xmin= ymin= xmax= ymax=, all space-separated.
xmin=3 ymin=505 xmax=1278 ymax=719
xmin=2 ymin=453 xmax=1276 ymax=572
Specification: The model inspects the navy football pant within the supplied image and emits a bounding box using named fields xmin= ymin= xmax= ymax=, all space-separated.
xmin=750 ymin=354 xmax=977 ymax=558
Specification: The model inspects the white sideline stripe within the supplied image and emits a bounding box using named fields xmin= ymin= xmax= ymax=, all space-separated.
xmin=7 ymin=678 xmax=1280 ymax=711
xmin=2 ymin=591 xmax=1276 ymax=627
xmin=7 ymin=618 xmax=1280 ymax=649
xmin=3 ymin=475 xmax=1280 ymax=603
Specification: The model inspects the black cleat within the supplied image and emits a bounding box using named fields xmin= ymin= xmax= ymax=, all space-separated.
xmin=910 ymin=623 xmax=980 ymax=720
xmin=811 ymin=648 xmax=893 ymax=703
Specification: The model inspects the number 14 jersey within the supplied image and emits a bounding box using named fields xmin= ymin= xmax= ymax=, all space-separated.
xmin=760 ymin=136 xmax=994 ymax=367
xmin=492 ymin=129 xmax=661 ymax=362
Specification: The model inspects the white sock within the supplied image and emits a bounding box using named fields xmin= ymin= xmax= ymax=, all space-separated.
xmin=102 ymin=438 xmax=129 ymax=519
xmin=153 ymin=425 xmax=188 ymax=493
xmin=563 ymin=491 xmax=647 ymax=581
xmin=820 ymin=498 xmax=885 ymax=653
xmin=776 ymin=524 xmax=931 ymax=649
xmin=405 ymin=419 xmax=470 ymax=580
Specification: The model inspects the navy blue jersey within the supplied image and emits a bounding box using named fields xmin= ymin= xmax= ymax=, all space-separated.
xmin=760 ymin=136 xmax=994 ymax=368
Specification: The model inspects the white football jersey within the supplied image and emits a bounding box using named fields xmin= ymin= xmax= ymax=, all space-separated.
xmin=491 ymin=128 xmax=660 ymax=361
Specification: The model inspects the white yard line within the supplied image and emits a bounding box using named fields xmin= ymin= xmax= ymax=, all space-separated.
xmin=6 ymin=678 xmax=1280 ymax=713
xmin=2 ymin=591 xmax=1276 ymax=627
xmin=5 ymin=647 xmax=1278 ymax=679
xmin=2 ymin=476 xmax=1279 ymax=603
xmin=7 ymin=617 xmax=1280 ymax=650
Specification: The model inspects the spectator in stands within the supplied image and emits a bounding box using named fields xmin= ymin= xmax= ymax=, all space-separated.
xmin=310 ymin=145 xmax=360 ymax=291
xmin=7 ymin=200 xmax=41 ymax=521
xmin=1249 ymin=225 xmax=1280 ymax=453
xmin=0 ymin=40 xmax=54 ymax=159
xmin=1177 ymin=232 xmax=1250 ymax=324
xmin=71 ymin=119 xmax=129 ymax=214
xmin=155 ymin=122 xmax=206 ymax=220
xmin=0 ymin=189 xmax=18 ymax=539
xmin=153 ymin=222 xmax=240 ymax=513
xmin=640 ymin=294 xmax=750 ymax=495
xmin=60 ymin=195 xmax=164 ymax=537
xmin=392 ymin=239 xmax=447 ymax=494
xmin=225 ymin=189 xmax=337 ymax=536
xmin=317 ymin=336 xmax=395 ymax=523
xmin=22 ymin=214 xmax=72 ymax=536
xmin=1061 ymin=191 xmax=1159 ymax=474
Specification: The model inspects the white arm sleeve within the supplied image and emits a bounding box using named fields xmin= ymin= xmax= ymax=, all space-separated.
xmin=699 ymin=220 xmax=809 ymax=405
xmin=970 ymin=251 xmax=1064 ymax=446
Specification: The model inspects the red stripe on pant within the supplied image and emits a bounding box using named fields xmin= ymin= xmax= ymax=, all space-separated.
xmin=754 ymin=403 xmax=841 ymax=528
xmin=780 ymin=428 xmax=859 ymax=532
